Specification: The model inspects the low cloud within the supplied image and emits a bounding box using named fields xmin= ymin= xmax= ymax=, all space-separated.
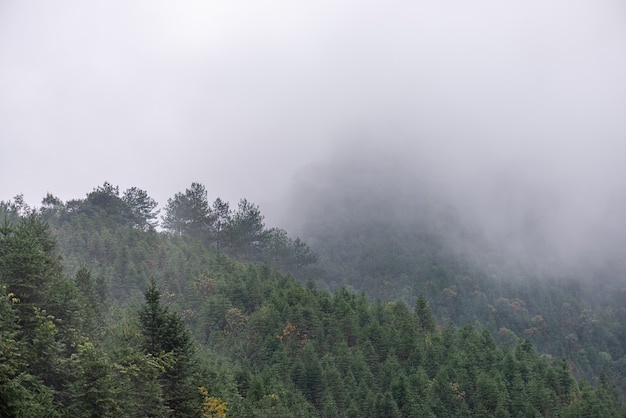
xmin=1 ymin=1 xmax=625 ymax=270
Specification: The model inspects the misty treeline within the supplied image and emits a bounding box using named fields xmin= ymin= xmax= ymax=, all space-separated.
xmin=161 ymin=182 xmax=315 ymax=270
xmin=4 ymin=182 xmax=316 ymax=276
xmin=303 ymin=214 xmax=626 ymax=396
xmin=1 ymin=186 xmax=625 ymax=416
xmin=0 ymin=216 xmax=622 ymax=417
xmin=290 ymin=154 xmax=626 ymax=399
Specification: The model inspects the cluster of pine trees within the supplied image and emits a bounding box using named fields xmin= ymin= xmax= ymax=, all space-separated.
xmin=301 ymin=212 xmax=626 ymax=398
xmin=1 ymin=184 xmax=625 ymax=416
xmin=161 ymin=182 xmax=317 ymax=270
xmin=0 ymin=215 xmax=212 ymax=415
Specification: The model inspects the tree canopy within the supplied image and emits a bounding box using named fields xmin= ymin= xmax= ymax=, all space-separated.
xmin=0 ymin=185 xmax=624 ymax=416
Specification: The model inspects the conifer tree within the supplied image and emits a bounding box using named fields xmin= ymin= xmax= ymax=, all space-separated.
xmin=0 ymin=283 xmax=56 ymax=416
xmin=162 ymin=182 xmax=211 ymax=238
xmin=0 ymin=215 xmax=63 ymax=323
xmin=122 ymin=187 xmax=159 ymax=231
xmin=415 ymin=294 xmax=437 ymax=333
xmin=138 ymin=278 xmax=199 ymax=416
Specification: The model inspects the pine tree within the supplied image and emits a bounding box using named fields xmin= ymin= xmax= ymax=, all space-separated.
xmin=122 ymin=187 xmax=160 ymax=231
xmin=0 ymin=215 xmax=63 ymax=329
xmin=138 ymin=278 xmax=199 ymax=416
xmin=0 ymin=284 xmax=57 ymax=416
xmin=415 ymin=294 xmax=437 ymax=333
xmin=162 ymin=182 xmax=211 ymax=238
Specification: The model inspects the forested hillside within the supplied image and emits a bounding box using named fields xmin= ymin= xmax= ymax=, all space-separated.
xmin=289 ymin=160 xmax=626 ymax=402
xmin=301 ymin=217 xmax=626 ymax=395
xmin=1 ymin=184 xmax=625 ymax=416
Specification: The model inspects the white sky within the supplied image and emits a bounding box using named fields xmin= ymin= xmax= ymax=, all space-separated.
xmin=1 ymin=1 xmax=626 ymax=233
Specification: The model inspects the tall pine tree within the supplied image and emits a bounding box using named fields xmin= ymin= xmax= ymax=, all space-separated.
xmin=138 ymin=278 xmax=199 ymax=416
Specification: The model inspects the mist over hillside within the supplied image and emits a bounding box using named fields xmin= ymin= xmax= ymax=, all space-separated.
xmin=281 ymin=141 xmax=626 ymax=394
xmin=3 ymin=1 xmax=626 ymax=414
xmin=3 ymin=2 xmax=626 ymax=231
xmin=283 ymin=138 xmax=626 ymax=280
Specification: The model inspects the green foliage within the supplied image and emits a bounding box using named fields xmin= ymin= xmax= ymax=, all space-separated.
xmin=210 ymin=197 xmax=231 ymax=252
xmin=162 ymin=182 xmax=211 ymax=238
xmin=160 ymin=182 xmax=317 ymax=272
xmin=139 ymin=279 xmax=200 ymax=416
xmin=122 ymin=186 xmax=160 ymax=231
xmin=68 ymin=342 xmax=120 ymax=417
xmin=0 ymin=284 xmax=56 ymax=417
xmin=0 ymin=214 xmax=63 ymax=313
xmin=223 ymin=198 xmax=266 ymax=258
xmin=301 ymin=212 xmax=626 ymax=400
xmin=1 ymin=185 xmax=625 ymax=416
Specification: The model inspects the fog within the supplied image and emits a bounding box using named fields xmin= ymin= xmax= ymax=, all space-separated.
xmin=286 ymin=138 xmax=626 ymax=275
xmin=2 ymin=1 xmax=626 ymax=271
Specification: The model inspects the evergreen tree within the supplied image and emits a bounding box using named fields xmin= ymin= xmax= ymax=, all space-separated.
xmin=0 ymin=215 xmax=63 ymax=334
xmin=210 ymin=197 xmax=231 ymax=252
xmin=162 ymin=182 xmax=211 ymax=239
xmin=122 ymin=186 xmax=159 ymax=231
xmin=415 ymin=294 xmax=437 ymax=333
xmin=138 ymin=279 xmax=199 ymax=416
xmin=223 ymin=198 xmax=266 ymax=259
xmin=40 ymin=193 xmax=64 ymax=222
xmin=0 ymin=284 xmax=56 ymax=416
xmin=84 ymin=182 xmax=130 ymax=226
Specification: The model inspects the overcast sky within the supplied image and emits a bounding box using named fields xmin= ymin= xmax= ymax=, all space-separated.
xmin=2 ymin=1 xmax=626 ymax=245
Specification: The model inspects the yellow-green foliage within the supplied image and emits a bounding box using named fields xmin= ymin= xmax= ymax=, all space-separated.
xmin=199 ymin=386 xmax=227 ymax=418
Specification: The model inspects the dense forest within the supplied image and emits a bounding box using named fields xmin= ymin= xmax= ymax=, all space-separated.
xmin=291 ymin=157 xmax=626 ymax=398
xmin=1 ymin=183 xmax=625 ymax=417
